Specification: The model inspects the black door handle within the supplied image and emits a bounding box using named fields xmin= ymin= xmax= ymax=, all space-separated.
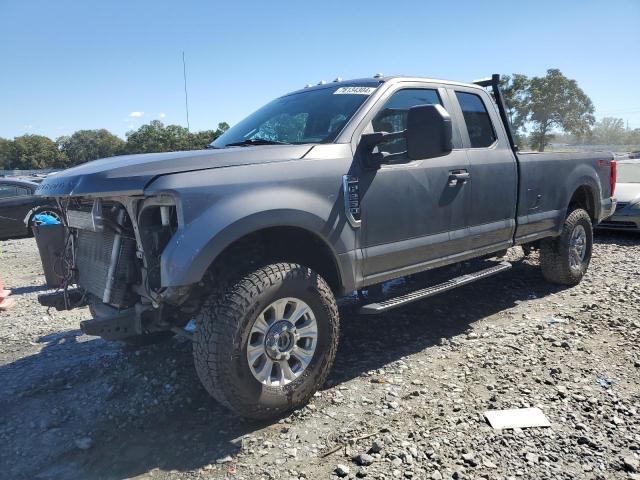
xmin=448 ymin=170 xmax=470 ymax=186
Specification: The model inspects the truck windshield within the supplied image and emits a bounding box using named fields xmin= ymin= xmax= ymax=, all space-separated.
xmin=618 ymin=163 xmax=640 ymax=183
xmin=211 ymin=85 xmax=378 ymax=148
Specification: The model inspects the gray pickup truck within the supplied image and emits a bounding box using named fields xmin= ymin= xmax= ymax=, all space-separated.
xmin=36 ymin=74 xmax=617 ymax=419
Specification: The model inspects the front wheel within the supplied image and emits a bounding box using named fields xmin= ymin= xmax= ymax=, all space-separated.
xmin=193 ymin=263 xmax=339 ymax=420
xmin=540 ymin=208 xmax=593 ymax=286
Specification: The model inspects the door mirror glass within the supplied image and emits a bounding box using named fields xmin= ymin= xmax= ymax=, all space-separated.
xmin=406 ymin=104 xmax=453 ymax=160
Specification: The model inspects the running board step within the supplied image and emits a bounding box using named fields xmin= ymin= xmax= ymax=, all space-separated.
xmin=359 ymin=261 xmax=512 ymax=315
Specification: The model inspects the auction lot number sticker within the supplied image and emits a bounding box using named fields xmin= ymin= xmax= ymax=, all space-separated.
xmin=333 ymin=86 xmax=376 ymax=95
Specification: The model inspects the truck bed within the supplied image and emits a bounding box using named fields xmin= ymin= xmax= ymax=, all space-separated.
xmin=514 ymin=150 xmax=615 ymax=244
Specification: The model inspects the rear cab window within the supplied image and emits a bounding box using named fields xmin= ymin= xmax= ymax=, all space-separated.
xmin=455 ymin=91 xmax=497 ymax=148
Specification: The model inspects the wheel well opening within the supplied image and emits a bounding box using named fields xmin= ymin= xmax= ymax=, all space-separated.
xmin=209 ymin=227 xmax=343 ymax=293
xmin=568 ymin=185 xmax=596 ymax=222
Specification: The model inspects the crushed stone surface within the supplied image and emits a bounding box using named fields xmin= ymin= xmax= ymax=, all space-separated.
xmin=1 ymin=234 xmax=639 ymax=479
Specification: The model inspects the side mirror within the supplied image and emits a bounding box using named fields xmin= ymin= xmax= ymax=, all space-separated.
xmin=406 ymin=104 xmax=453 ymax=160
xmin=359 ymin=104 xmax=453 ymax=168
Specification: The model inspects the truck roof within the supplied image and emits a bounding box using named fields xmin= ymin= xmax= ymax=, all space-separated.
xmin=284 ymin=75 xmax=485 ymax=97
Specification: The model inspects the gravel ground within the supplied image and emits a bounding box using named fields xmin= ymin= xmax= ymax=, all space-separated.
xmin=1 ymin=233 xmax=639 ymax=480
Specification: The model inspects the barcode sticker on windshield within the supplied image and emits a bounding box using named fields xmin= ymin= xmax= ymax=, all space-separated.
xmin=333 ymin=87 xmax=376 ymax=95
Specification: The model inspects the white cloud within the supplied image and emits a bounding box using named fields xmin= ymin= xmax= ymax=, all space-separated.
xmin=128 ymin=111 xmax=144 ymax=118
xmin=24 ymin=124 xmax=33 ymax=130
xmin=158 ymin=112 xmax=166 ymax=119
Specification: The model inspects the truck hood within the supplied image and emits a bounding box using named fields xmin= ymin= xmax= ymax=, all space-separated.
xmin=35 ymin=145 xmax=312 ymax=197
xmin=615 ymin=183 xmax=640 ymax=204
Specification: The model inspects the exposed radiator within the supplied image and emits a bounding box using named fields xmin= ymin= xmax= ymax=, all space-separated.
xmin=75 ymin=228 xmax=137 ymax=307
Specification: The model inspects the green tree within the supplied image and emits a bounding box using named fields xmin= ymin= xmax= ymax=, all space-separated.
xmin=188 ymin=122 xmax=231 ymax=148
xmin=189 ymin=130 xmax=218 ymax=149
xmin=625 ymin=128 xmax=640 ymax=147
xmin=216 ymin=122 xmax=230 ymax=135
xmin=0 ymin=138 xmax=15 ymax=169
xmin=527 ymin=69 xmax=595 ymax=152
xmin=125 ymin=120 xmax=191 ymax=153
xmin=57 ymin=129 xmax=125 ymax=166
xmin=500 ymin=74 xmax=531 ymax=148
xmin=126 ymin=120 xmax=230 ymax=152
xmin=11 ymin=134 xmax=66 ymax=169
xmin=590 ymin=117 xmax=626 ymax=145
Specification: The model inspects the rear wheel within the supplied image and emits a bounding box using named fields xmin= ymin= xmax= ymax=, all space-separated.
xmin=193 ymin=263 xmax=339 ymax=419
xmin=540 ymin=208 xmax=593 ymax=286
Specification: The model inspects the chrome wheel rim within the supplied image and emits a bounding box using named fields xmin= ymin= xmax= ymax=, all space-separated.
xmin=247 ymin=297 xmax=318 ymax=387
xmin=569 ymin=224 xmax=587 ymax=272
xmin=32 ymin=210 xmax=61 ymax=226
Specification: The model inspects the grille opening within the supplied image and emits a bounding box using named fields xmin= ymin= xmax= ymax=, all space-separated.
xmin=138 ymin=205 xmax=177 ymax=291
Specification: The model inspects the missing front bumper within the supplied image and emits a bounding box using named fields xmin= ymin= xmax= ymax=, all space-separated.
xmin=80 ymin=308 xmax=138 ymax=340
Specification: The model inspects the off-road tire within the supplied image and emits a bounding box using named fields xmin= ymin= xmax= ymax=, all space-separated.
xmin=540 ymin=208 xmax=593 ymax=286
xmin=193 ymin=263 xmax=339 ymax=420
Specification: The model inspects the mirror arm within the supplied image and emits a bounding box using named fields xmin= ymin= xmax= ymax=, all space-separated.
xmin=371 ymin=151 xmax=408 ymax=164
xmin=361 ymin=130 xmax=408 ymax=168
xmin=361 ymin=130 xmax=407 ymax=151
xmin=378 ymin=129 xmax=407 ymax=144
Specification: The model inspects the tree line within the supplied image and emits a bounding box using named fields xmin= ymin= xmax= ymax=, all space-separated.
xmin=500 ymin=69 xmax=640 ymax=151
xmin=0 ymin=120 xmax=229 ymax=170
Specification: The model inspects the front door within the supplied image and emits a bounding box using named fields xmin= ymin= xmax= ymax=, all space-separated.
xmin=355 ymin=85 xmax=471 ymax=282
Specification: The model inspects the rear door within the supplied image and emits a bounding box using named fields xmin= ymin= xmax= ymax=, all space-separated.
xmin=0 ymin=183 xmax=33 ymax=237
xmin=447 ymin=87 xmax=517 ymax=253
xmin=353 ymin=83 xmax=471 ymax=282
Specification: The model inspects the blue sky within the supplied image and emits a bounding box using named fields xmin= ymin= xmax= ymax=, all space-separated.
xmin=1 ymin=0 xmax=639 ymax=139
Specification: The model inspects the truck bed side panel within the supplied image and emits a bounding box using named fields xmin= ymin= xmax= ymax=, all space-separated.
xmin=515 ymin=151 xmax=613 ymax=243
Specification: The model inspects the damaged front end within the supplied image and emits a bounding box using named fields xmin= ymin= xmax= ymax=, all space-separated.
xmin=38 ymin=194 xmax=195 ymax=341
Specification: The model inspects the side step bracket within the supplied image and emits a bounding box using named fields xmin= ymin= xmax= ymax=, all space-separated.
xmin=359 ymin=261 xmax=512 ymax=315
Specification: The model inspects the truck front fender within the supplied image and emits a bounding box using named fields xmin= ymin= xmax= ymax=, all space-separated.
xmin=151 ymin=179 xmax=355 ymax=288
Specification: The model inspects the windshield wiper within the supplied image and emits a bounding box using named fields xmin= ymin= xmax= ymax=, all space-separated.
xmin=224 ymin=138 xmax=291 ymax=147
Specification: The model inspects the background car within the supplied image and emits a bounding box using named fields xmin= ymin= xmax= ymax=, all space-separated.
xmin=597 ymin=160 xmax=640 ymax=231
xmin=0 ymin=179 xmax=62 ymax=239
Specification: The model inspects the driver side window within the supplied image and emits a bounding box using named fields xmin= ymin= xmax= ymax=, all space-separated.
xmin=370 ymin=89 xmax=441 ymax=159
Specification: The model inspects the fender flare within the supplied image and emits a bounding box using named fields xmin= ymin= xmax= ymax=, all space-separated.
xmin=160 ymin=206 xmax=352 ymax=288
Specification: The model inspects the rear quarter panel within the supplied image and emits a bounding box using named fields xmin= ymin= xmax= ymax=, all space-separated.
xmin=515 ymin=151 xmax=613 ymax=243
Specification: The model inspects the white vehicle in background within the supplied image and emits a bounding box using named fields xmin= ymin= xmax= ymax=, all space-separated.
xmin=597 ymin=160 xmax=640 ymax=232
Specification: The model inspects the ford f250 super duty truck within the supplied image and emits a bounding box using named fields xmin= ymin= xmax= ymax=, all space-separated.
xmin=36 ymin=74 xmax=617 ymax=419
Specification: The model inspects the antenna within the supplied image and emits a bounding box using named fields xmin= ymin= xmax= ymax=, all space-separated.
xmin=182 ymin=51 xmax=190 ymax=133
